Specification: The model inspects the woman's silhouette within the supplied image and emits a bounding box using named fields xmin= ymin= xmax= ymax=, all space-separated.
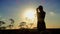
xmin=36 ymin=5 xmax=46 ymax=31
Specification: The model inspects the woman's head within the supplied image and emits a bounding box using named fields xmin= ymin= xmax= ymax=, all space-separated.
xmin=38 ymin=5 xmax=43 ymax=11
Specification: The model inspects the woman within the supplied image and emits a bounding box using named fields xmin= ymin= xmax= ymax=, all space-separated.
xmin=36 ymin=5 xmax=46 ymax=31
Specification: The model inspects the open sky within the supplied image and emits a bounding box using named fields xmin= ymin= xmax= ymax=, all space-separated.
xmin=0 ymin=0 xmax=60 ymax=29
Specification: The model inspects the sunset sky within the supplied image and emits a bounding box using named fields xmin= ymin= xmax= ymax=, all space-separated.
xmin=0 ymin=0 xmax=60 ymax=29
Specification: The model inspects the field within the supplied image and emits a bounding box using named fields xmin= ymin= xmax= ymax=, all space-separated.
xmin=0 ymin=28 xmax=60 ymax=34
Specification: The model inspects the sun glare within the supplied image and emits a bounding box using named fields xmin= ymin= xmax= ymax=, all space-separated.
xmin=24 ymin=9 xmax=35 ymax=20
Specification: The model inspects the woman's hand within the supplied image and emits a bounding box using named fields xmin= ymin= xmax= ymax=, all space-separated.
xmin=36 ymin=8 xmax=38 ymax=11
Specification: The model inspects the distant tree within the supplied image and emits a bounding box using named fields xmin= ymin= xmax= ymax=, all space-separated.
xmin=29 ymin=23 xmax=34 ymax=28
xmin=9 ymin=19 xmax=14 ymax=24
xmin=7 ymin=24 xmax=13 ymax=29
xmin=0 ymin=27 xmax=6 ymax=30
xmin=0 ymin=21 xmax=6 ymax=30
xmin=25 ymin=25 xmax=29 ymax=28
xmin=8 ymin=18 xmax=14 ymax=29
xmin=19 ymin=22 xmax=26 ymax=28
xmin=0 ymin=21 xmax=5 ymax=26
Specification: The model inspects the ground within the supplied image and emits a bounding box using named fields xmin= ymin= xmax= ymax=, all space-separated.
xmin=0 ymin=29 xmax=60 ymax=34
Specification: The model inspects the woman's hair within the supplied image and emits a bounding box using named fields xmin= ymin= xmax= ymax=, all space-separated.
xmin=38 ymin=5 xmax=43 ymax=10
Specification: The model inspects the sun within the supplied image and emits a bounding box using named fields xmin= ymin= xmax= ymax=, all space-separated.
xmin=24 ymin=9 xmax=35 ymax=20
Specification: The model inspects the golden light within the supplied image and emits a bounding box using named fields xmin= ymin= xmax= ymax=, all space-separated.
xmin=24 ymin=9 xmax=35 ymax=20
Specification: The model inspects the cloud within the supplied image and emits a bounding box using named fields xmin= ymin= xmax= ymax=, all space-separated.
xmin=49 ymin=12 xmax=56 ymax=16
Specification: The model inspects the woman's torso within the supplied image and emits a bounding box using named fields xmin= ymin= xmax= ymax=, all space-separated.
xmin=37 ymin=11 xmax=45 ymax=22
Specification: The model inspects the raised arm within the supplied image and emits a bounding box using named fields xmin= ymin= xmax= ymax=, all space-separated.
xmin=36 ymin=8 xmax=39 ymax=13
